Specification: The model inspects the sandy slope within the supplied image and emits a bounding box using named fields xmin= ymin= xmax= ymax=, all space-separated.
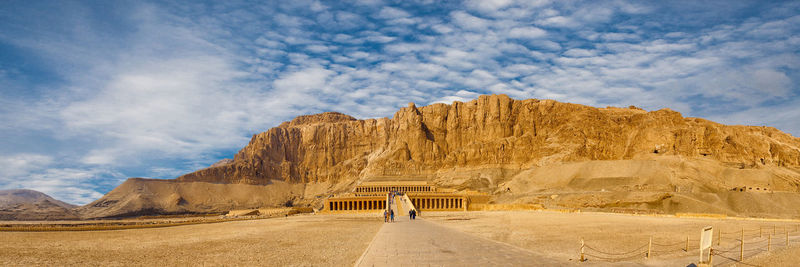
xmin=75 ymin=179 xmax=318 ymax=218
xmin=488 ymin=156 xmax=800 ymax=219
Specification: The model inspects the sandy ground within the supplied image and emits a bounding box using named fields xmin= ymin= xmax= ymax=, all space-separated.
xmin=3 ymin=210 xmax=798 ymax=266
xmin=742 ymin=245 xmax=800 ymax=266
xmin=425 ymin=210 xmax=800 ymax=266
xmin=0 ymin=214 xmax=382 ymax=266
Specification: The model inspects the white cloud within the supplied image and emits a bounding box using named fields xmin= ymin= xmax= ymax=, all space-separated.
xmin=432 ymin=90 xmax=481 ymax=104
xmin=465 ymin=0 xmax=514 ymax=13
xmin=537 ymin=16 xmax=578 ymax=28
xmin=0 ymin=154 xmax=53 ymax=178
xmin=563 ymin=48 xmax=596 ymax=57
xmin=376 ymin=6 xmax=410 ymax=19
xmin=508 ymin=26 xmax=547 ymax=39
xmin=450 ymin=11 xmax=490 ymax=31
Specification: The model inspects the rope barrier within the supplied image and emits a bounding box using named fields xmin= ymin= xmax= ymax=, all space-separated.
xmin=579 ymin=225 xmax=800 ymax=263
xmin=584 ymin=243 xmax=648 ymax=256
xmin=583 ymin=252 xmax=644 ymax=262
xmin=651 ymin=241 xmax=684 ymax=247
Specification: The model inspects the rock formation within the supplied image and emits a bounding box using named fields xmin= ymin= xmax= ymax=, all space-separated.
xmin=178 ymin=94 xmax=800 ymax=184
xmin=81 ymin=94 xmax=800 ymax=218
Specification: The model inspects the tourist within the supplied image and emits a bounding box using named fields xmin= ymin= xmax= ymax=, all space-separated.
xmin=412 ymin=209 xmax=416 ymax=220
xmin=408 ymin=209 xmax=413 ymax=220
xmin=390 ymin=209 xmax=394 ymax=222
xmin=383 ymin=209 xmax=388 ymax=223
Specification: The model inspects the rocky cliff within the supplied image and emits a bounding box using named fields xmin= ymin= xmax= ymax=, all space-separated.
xmin=83 ymin=94 xmax=800 ymax=218
xmin=178 ymin=94 xmax=800 ymax=185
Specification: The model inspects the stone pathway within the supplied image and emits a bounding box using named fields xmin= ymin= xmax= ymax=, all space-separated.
xmin=355 ymin=197 xmax=565 ymax=266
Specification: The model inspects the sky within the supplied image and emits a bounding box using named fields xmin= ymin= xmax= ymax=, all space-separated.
xmin=1 ymin=0 xmax=799 ymax=205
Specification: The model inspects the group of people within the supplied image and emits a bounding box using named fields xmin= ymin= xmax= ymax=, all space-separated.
xmin=383 ymin=191 xmax=420 ymax=222
xmin=383 ymin=208 xmax=394 ymax=222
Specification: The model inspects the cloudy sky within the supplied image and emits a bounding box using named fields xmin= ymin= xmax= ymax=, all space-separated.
xmin=1 ymin=0 xmax=798 ymax=204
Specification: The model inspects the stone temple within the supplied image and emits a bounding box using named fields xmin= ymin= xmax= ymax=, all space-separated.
xmin=325 ymin=179 xmax=488 ymax=212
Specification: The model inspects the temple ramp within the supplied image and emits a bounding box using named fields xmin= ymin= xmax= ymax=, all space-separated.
xmin=355 ymin=210 xmax=563 ymax=266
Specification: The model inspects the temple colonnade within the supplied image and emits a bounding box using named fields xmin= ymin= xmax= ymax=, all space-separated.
xmin=355 ymin=185 xmax=433 ymax=193
xmin=327 ymin=198 xmax=386 ymax=211
xmin=411 ymin=197 xmax=465 ymax=210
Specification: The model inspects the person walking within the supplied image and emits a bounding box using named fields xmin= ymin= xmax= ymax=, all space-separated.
xmin=389 ymin=209 xmax=395 ymax=222
xmin=411 ymin=209 xmax=416 ymax=220
xmin=383 ymin=209 xmax=388 ymax=223
xmin=409 ymin=209 xmax=413 ymax=220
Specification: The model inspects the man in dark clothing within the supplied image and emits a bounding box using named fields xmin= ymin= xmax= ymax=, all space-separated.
xmin=412 ymin=209 xmax=416 ymax=220
xmin=390 ymin=209 xmax=394 ymax=222
xmin=409 ymin=209 xmax=413 ymax=220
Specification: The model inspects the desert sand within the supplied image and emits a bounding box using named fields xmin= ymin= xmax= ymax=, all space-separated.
xmin=3 ymin=211 xmax=799 ymax=266
xmin=426 ymin=210 xmax=800 ymax=266
xmin=0 ymin=214 xmax=381 ymax=266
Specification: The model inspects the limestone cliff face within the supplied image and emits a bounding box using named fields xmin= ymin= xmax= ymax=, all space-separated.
xmin=177 ymin=94 xmax=800 ymax=185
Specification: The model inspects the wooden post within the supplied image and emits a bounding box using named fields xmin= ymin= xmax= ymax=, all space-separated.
xmin=580 ymin=238 xmax=585 ymax=262
xmin=709 ymin=248 xmax=713 ymax=265
xmin=685 ymin=236 xmax=689 ymax=252
xmin=647 ymin=236 xmax=652 ymax=259
xmin=740 ymin=229 xmax=744 ymax=262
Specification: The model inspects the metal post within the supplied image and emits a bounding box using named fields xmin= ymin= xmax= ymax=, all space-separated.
xmin=647 ymin=236 xmax=652 ymax=259
xmin=740 ymin=229 xmax=744 ymax=262
xmin=580 ymin=238 xmax=585 ymax=262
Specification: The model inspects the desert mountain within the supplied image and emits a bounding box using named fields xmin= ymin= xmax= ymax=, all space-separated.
xmin=0 ymin=189 xmax=79 ymax=220
xmin=80 ymin=94 xmax=800 ymax=219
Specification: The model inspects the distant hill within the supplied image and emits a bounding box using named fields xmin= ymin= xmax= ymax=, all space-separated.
xmin=0 ymin=189 xmax=79 ymax=220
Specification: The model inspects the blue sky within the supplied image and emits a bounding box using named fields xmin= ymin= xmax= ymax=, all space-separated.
xmin=1 ymin=0 xmax=798 ymax=204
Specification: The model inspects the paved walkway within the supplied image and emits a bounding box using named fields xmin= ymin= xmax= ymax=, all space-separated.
xmin=355 ymin=197 xmax=564 ymax=266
